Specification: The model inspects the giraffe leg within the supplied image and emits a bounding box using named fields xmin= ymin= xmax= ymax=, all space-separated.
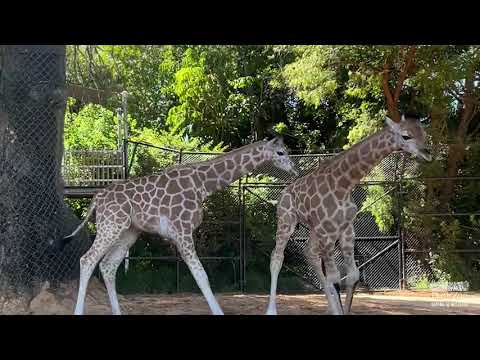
xmin=266 ymin=193 xmax=297 ymax=315
xmin=305 ymin=234 xmax=344 ymax=315
xmin=340 ymin=224 xmax=359 ymax=314
xmin=99 ymin=228 xmax=139 ymax=315
xmin=176 ymin=235 xmax=224 ymax=315
xmin=322 ymin=245 xmax=344 ymax=315
xmin=74 ymin=235 xmax=113 ymax=315
xmin=74 ymin=243 xmax=108 ymax=315
xmin=74 ymin=220 xmax=126 ymax=315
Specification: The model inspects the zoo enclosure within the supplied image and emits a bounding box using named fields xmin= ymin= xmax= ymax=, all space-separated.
xmin=62 ymin=138 xmax=480 ymax=293
xmin=3 ymin=45 xmax=476 ymax=299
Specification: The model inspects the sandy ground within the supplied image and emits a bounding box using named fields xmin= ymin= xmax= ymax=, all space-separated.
xmin=25 ymin=279 xmax=480 ymax=315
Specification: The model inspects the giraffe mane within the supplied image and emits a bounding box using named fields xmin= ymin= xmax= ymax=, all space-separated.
xmin=187 ymin=140 xmax=269 ymax=167
xmin=106 ymin=140 xmax=270 ymax=188
xmin=317 ymin=127 xmax=389 ymax=172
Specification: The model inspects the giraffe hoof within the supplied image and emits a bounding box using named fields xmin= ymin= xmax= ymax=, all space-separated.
xmin=333 ymin=283 xmax=341 ymax=296
xmin=266 ymin=306 xmax=277 ymax=315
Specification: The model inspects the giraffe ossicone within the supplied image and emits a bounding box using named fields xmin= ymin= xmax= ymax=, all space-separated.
xmin=266 ymin=114 xmax=432 ymax=315
xmin=65 ymin=137 xmax=296 ymax=315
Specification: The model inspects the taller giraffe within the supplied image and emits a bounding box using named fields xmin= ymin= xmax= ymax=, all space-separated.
xmin=65 ymin=138 xmax=297 ymax=315
xmin=266 ymin=114 xmax=432 ymax=315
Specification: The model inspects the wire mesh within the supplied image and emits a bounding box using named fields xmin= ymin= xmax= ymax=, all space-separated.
xmin=3 ymin=46 xmax=478 ymax=296
xmin=242 ymin=150 xmax=480 ymax=291
xmin=180 ymin=151 xmax=219 ymax=165
xmin=116 ymin=143 xmax=480 ymax=293
xmin=0 ymin=46 xmax=91 ymax=291
xmin=41 ymin=123 xmax=480 ymax=293
xmin=242 ymin=182 xmax=402 ymax=291
xmin=108 ymin=142 xmax=243 ymax=293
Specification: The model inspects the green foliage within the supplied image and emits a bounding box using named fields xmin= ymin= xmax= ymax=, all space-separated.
xmin=272 ymin=122 xmax=288 ymax=135
xmin=360 ymin=185 xmax=395 ymax=233
xmin=128 ymin=126 xmax=224 ymax=177
xmin=164 ymin=46 xmax=295 ymax=147
xmin=282 ymin=46 xmax=339 ymax=107
xmin=166 ymin=49 xmax=228 ymax=139
xmin=64 ymin=98 xmax=225 ymax=178
xmin=64 ymin=198 xmax=96 ymax=234
xmin=279 ymin=45 xmax=480 ymax=288
xmin=67 ymin=45 xmax=184 ymax=130
xmin=279 ymin=46 xmax=391 ymax=150
xmin=64 ymin=98 xmax=136 ymax=150
xmin=117 ymin=265 xmax=177 ymax=294
xmin=64 ymin=45 xmax=480 ymax=292
xmin=412 ymin=275 xmax=432 ymax=290
xmin=408 ymin=272 xmax=451 ymax=290
xmin=345 ymin=110 xmax=385 ymax=146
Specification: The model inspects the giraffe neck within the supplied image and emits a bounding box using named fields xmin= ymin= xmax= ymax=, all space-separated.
xmin=322 ymin=127 xmax=398 ymax=192
xmin=193 ymin=141 xmax=269 ymax=198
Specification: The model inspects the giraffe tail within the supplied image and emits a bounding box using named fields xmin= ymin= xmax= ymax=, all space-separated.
xmin=56 ymin=201 xmax=96 ymax=250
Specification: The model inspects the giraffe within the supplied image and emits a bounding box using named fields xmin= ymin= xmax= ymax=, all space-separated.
xmin=266 ymin=114 xmax=432 ymax=315
xmin=63 ymin=137 xmax=297 ymax=315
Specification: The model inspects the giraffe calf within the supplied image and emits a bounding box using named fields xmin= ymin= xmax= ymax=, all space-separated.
xmin=64 ymin=138 xmax=297 ymax=315
xmin=267 ymin=114 xmax=432 ymax=315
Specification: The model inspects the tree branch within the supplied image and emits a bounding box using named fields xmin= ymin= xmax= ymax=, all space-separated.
xmin=393 ymin=46 xmax=416 ymax=103
xmin=457 ymin=70 xmax=476 ymax=140
xmin=75 ymin=47 xmax=88 ymax=86
xmin=86 ymin=46 xmax=99 ymax=89
xmin=469 ymin=115 xmax=480 ymax=138
xmin=381 ymin=63 xmax=400 ymax=122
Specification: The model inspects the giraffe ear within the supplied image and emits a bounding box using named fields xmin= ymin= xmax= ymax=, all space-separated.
xmin=267 ymin=137 xmax=281 ymax=146
xmin=385 ymin=116 xmax=400 ymax=132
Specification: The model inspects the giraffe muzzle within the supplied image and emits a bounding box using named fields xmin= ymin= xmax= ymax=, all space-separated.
xmin=420 ymin=148 xmax=432 ymax=162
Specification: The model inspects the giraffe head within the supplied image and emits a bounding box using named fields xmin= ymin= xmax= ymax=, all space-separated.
xmin=265 ymin=137 xmax=298 ymax=176
xmin=386 ymin=114 xmax=432 ymax=161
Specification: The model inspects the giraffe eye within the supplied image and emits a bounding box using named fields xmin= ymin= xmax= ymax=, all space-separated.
xmin=402 ymin=135 xmax=412 ymax=141
xmin=277 ymin=151 xmax=285 ymax=156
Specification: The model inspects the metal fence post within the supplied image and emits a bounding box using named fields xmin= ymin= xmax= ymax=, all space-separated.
xmin=120 ymin=92 xmax=130 ymax=273
xmin=178 ymin=149 xmax=183 ymax=164
xmin=121 ymin=92 xmax=129 ymax=180
xmin=240 ymin=183 xmax=246 ymax=293
xmin=123 ymin=139 xmax=129 ymax=179
xmin=116 ymin=108 xmax=123 ymax=151
xmin=396 ymin=153 xmax=407 ymax=290
xmin=238 ymin=178 xmax=243 ymax=292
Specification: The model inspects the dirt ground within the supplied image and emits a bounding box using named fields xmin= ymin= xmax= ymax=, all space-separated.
xmin=24 ymin=278 xmax=480 ymax=315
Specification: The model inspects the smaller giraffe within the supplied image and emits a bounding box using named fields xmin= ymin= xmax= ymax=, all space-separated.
xmin=266 ymin=114 xmax=432 ymax=315
xmin=63 ymin=137 xmax=297 ymax=315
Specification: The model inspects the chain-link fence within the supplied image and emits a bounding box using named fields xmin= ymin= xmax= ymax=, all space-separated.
xmin=401 ymin=177 xmax=480 ymax=289
xmin=62 ymin=138 xmax=480 ymax=294
xmin=0 ymin=46 xmax=90 ymax=294
xmin=241 ymin=152 xmax=480 ymax=292
xmin=107 ymin=142 xmax=242 ymax=293
xmin=3 ymin=46 xmax=476 ymax=298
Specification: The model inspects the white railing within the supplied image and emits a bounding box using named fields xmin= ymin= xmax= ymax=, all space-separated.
xmin=62 ymin=149 xmax=125 ymax=187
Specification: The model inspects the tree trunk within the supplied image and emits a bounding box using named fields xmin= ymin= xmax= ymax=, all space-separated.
xmin=0 ymin=45 xmax=89 ymax=313
xmin=440 ymin=72 xmax=478 ymax=210
xmin=381 ymin=46 xmax=417 ymax=122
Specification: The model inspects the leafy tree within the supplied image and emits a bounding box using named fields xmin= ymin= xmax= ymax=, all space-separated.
xmin=63 ymin=45 xmax=480 ymax=290
xmin=279 ymin=45 xmax=480 ymax=287
xmin=64 ymin=98 xmax=132 ymax=150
